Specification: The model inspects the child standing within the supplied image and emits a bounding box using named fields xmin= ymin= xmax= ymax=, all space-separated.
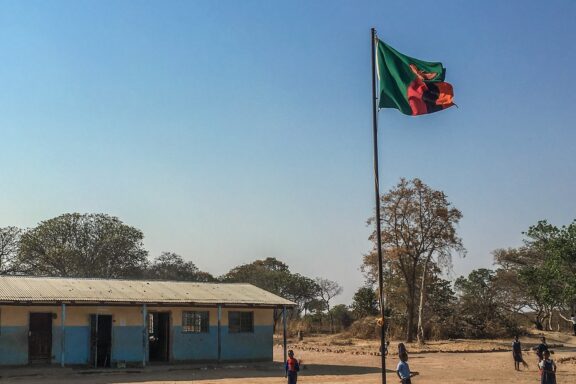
xmin=379 ymin=340 xmax=390 ymax=356
xmin=534 ymin=336 xmax=549 ymax=362
xmin=285 ymin=349 xmax=300 ymax=384
xmin=512 ymin=335 xmax=527 ymax=370
xmin=539 ymin=350 xmax=556 ymax=384
xmin=396 ymin=353 xmax=415 ymax=384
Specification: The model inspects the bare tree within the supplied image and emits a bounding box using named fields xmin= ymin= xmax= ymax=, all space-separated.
xmin=315 ymin=277 xmax=343 ymax=333
xmin=365 ymin=178 xmax=464 ymax=342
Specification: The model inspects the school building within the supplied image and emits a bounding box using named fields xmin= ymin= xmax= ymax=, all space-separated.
xmin=0 ymin=276 xmax=294 ymax=367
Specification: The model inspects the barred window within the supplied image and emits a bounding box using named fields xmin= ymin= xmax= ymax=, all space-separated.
xmin=148 ymin=313 xmax=154 ymax=334
xmin=228 ymin=311 xmax=254 ymax=333
xmin=182 ymin=311 xmax=209 ymax=333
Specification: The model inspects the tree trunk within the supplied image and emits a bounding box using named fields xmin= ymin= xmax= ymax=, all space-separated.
xmin=534 ymin=309 xmax=545 ymax=330
xmin=539 ymin=312 xmax=549 ymax=331
xmin=417 ymin=259 xmax=429 ymax=344
xmin=328 ymin=304 xmax=333 ymax=333
xmin=406 ymin=289 xmax=416 ymax=342
xmin=273 ymin=308 xmax=279 ymax=332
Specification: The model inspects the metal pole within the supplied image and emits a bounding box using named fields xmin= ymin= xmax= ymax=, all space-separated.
xmin=282 ymin=305 xmax=287 ymax=367
xmin=142 ymin=304 xmax=147 ymax=367
xmin=94 ymin=314 xmax=99 ymax=368
xmin=61 ymin=303 xmax=66 ymax=367
xmin=217 ymin=305 xmax=222 ymax=362
xmin=371 ymin=27 xmax=387 ymax=384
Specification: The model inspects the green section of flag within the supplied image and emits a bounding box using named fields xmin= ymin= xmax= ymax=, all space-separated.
xmin=376 ymin=39 xmax=447 ymax=115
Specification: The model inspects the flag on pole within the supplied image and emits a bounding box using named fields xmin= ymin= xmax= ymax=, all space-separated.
xmin=376 ymin=39 xmax=455 ymax=116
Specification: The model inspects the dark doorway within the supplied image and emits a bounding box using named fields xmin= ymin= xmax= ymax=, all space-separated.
xmin=29 ymin=313 xmax=53 ymax=364
xmin=148 ymin=312 xmax=170 ymax=362
xmin=90 ymin=314 xmax=113 ymax=368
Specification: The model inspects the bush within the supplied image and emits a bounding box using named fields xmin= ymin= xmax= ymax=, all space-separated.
xmin=348 ymin=316 xmax=379 ymax=339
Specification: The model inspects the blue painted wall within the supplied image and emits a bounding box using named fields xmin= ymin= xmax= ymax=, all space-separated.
xmin=64 ymin=326 xmax=91 ymax=364
xmin=0 ymin=326 xmax=28 ymax=365
xmin=220 ymin=325 xmax=273 ymax=361
xmin=0 ymin=313 xmax=275 ymax=366
xmin=172 ymin=325 xmax=218 ymax=361
xmin=51 ymin=326 xmax=91 ymax=365
xmin=48 ymin=325 xmax=144 ymax=366
xmin=112 ymin=326 xmax=144 ymax=363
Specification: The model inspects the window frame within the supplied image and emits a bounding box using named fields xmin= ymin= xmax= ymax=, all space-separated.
xmin=228 ymin=311 xmax=254 ymax=333
xmin=182 ymin=311 xmax=210 ymax=334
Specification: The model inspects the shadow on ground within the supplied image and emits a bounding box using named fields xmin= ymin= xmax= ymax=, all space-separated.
xmin=0 ymin=362 xmax=386 ymax=383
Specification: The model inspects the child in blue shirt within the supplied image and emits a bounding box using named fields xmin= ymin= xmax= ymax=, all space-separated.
xmin=396 ymin=353 xmax=415 ymax=384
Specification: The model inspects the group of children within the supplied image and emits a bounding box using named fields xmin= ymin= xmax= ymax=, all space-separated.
xmin=395 ymin=336 xmax=559 ymax=384
xmin=285 ymin=344 xmax=417 ymax=384
xmin=513 ymin=335 xmax=557 ymax=384
xmin=286 ymin=334 xmax=562 ymax=383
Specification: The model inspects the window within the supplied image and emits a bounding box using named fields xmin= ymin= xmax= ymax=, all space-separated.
xmin=182 ymin=311 xmax=209 ymax=333
xmin=148 ymin=313 xmax=155 ymax=335
xmin=228 ymin=311 xmax=254 ymax=333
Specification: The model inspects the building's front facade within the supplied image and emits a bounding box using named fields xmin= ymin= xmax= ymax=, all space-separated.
xmin=0 ymin=276 xmax=294 ymax=367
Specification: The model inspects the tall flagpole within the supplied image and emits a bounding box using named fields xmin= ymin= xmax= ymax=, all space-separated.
xmin=371 ymin=27 xmax=387 ymax=384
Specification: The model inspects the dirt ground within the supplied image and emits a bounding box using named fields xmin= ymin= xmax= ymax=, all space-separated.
xmin=1 ymin=332 xmax=575 ymax=383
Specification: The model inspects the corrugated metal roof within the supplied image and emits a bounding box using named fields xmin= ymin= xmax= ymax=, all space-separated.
xmin=0 ymin=276 xmax=295 ymax=307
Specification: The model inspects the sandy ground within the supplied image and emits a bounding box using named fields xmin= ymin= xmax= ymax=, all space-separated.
xmin=1 ymin=332 xmax=575 ymax=383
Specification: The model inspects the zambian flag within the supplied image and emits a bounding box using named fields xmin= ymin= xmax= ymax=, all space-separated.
xmin=376 ymin=39 xmax=455 ymax=116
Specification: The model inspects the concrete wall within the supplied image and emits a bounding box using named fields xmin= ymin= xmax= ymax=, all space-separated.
xmin=220 ymin=308 xmax=274 ymax=362
xmin=0 ymin=305 xmax=275 ymax=366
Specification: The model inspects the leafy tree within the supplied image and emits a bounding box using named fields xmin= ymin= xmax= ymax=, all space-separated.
xmin=329 ymin=304 xmax=354 ymax=330
xmin=303 ymin=298 xmax=326 ymax=315
xmin=363 ymin=178 xmax=464 ymax=342
xmin=17 ymin=213 xmax=148 ymax=278
xmin=221 ymin=257 xmax=290 ymax=296
xmin=283 ymin=273 xmax=321 ymax=315
xmin=454 ymin=269 xmax=498 ymax=337
xmin=315 ymin=277 xmax=342 ymax=333
xmin=146 ymin=252 xmax=215 ymax=281
xmin=492 ymin=220 xmax=576 ymax=330
xmin=519 ymin=220 xmax=576 ymax=328
xmin=221 ymin=257 xmax=322 ymax=328
xmin=493 ymin=247 xmax=551 ymax=329
xmin=454 ymin=268 xmax=518 ymax=338
xmin=421 ymin=273 xmax=458 ymax=339
xmin=351 ymin=286 xmax=379 ymax=318
xmin=0 ymin=226 xmax=22 ymax=274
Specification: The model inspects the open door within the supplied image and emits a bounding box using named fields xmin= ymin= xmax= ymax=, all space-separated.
xmin=148 ymin=312 xmax=170 ymax=362
xmin=90 ymin=314 xmax=112 ymax=368
xmin=29 ymin=313 xmax=52 ymax=364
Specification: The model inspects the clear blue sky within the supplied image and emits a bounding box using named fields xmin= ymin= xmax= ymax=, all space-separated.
xmin=1 ymin=1 xmax=575 ymax=304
